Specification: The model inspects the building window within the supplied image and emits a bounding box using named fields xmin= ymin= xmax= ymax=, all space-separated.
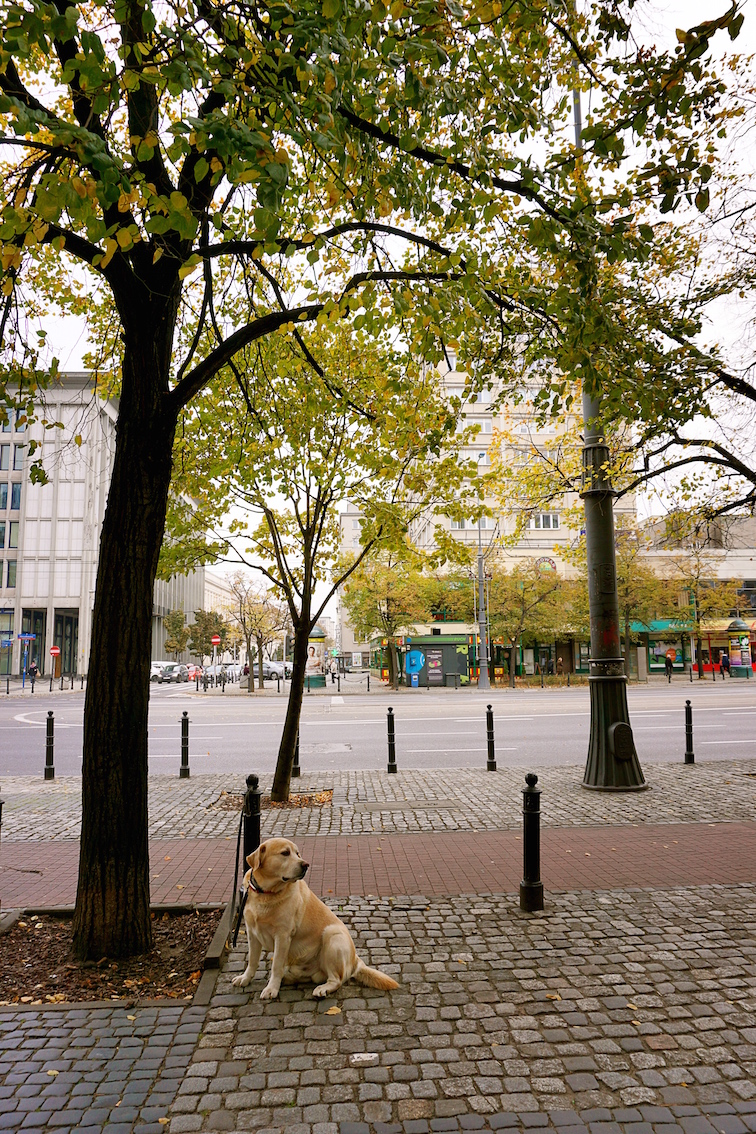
xmin=1 ymin=418 xmax=9 ymax=433
xmin=529 ymin=512 xmax=560 ymax=530
xmin=7 ymin=561 xmax=16 ymax=588
xmin=0 ymin=484 xmax=5 ymax=510
xmin=8 ymin=521 xmax=18 ymax=549
xmin=474 ymin=390 xmax=491 ymax=404
xmin=10 ymin=483 xmax=20 ymax=510
xmin=451 ymin=519 xmax=466 ymax=530
xmin=0 ymin=522 xmax=4 ymax=549
xmin=13 ymin=446 xmax=24 ymax=471
xmin=0 ymin=445 xmax=8 ymax=471
xmin=15 ymin=412 xmax=26 ymax=433
xmin=352 ymin=518 xmax=360 ymax=528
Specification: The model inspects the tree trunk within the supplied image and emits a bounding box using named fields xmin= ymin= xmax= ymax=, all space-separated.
xmin=245 ymin=633 xmax=253 ymax=691
xmin=72 ymin=331 xmax=178 ymax=960
xmin=389 ymin=640 xmax=400 ymax=690
xmin=257 ymin=635 xmax=265 ymax=690
xmin=696 ymin=633 xmax=704 ymax=678
xmin=270 ymin=620 xmax=309 ymax=802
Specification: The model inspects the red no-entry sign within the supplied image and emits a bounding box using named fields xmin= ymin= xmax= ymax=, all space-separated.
xmin=50 ymin=645 xmax=61 ymax=657
xmin=211 ymin=634 xmax=221 ymax=646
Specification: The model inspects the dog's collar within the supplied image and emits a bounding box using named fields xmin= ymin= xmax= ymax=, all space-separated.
xmin=248 ymin=873 xmax=269 ymax=894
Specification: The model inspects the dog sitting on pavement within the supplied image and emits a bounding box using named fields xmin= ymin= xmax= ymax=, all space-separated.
xmin=231 ymin=837 xmax=399 ymax=1000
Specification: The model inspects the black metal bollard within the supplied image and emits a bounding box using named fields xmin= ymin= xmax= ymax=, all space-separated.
xmin=59 ymin=676 xmax=63 ymax=691
xmin=276 ymin=674 xmax=280 ymax=693
xmin=387 ymin=706 xmax=397 ymax=773
xmin=48 ymin=675 xmax=52 ymax=692
xmin=520 ymin=773 xmax=544 ymax=912
xmin=222 ymin=673 xmax=226 ymax=693
xmin=81 ymin=675 xmax=84 ymax=690
xmin=689 ymin=666 xmax=693 ymax=683
xmin=541 ymin=668 xmax=544 ymax=689
xmin=44 ymin=711 xmax=55 ymax=781
xmin=243 ymin=774 xmax=262 ymax=862
xmin=180 ymin=710 xmax=190 ymax=778
xmin=337 ymin=674 xmax=341 ymax=693
xmin=292 ymin=729 xmax=300 ymax=778
xmin=712 ymin=662 xmax=716 ymax=683
xmin=567 ymin=671 xmax=570 ymax=687
xmin=195 ymin=674 xmax=199 ymax=691
xmin=486 ymin=703 xmax=496 ymax=771
xmin=367 ymin=673 xmax=370 ymax=692
xmin=307 ymin=676 xmax=311 ymax=694
xmin=684 ymin=699 xmax=695 ymax=764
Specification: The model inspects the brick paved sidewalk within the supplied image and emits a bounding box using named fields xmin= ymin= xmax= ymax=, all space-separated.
xmin=2 ymin=821 xmax=755 ymax=910
xmin=2 ymin=761 xmax=756 ymax=842
xmin=184 ymin=884 xmax=756 ymax=1134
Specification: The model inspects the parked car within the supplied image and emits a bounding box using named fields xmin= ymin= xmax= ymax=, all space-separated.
xmin=187 ymin=663 xmax=203 ymax=680
xmin=159 ymin=663 xmax=189 ymax=683
xmin=150 ymin=661 xmax=169 ymax=682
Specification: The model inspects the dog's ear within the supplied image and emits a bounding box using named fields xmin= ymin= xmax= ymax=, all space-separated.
xmin=246 ymin=846 xmax=261 ymax=870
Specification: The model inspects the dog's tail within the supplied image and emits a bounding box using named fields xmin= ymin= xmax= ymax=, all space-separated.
xmin=353 ymin=958 xmax=399 ymax=990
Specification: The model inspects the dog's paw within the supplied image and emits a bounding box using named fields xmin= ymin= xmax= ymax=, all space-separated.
xmin=260 ymin=984 xmax=279 ymax=1000
xmin=232 ymin=973 xmax=252 ymax=988
xmin=312 ymin=984 xmax=329 ymax=998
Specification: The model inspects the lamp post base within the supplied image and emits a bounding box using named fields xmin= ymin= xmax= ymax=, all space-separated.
xmin=582 ymin=663 xmax=648 ymax=792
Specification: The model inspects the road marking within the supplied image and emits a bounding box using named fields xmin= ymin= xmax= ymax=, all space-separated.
xmin=406 ymin=747 xmax=518 ymax=753
xmin=699 ymin=740 xmax=754 ymax=745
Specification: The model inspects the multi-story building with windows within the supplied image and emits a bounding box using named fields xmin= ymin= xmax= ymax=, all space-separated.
xmin=0 ymin=373 xmax=204 ymax=677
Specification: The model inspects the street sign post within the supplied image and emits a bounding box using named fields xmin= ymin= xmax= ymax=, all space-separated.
xmin=18 ymin=633 xmax=36 ymax=688
xmin=211 ymin=634 xmax=220 ymax=679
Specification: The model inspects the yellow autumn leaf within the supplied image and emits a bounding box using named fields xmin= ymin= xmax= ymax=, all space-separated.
xmin=325 ymin=1005 xmax=341 ymax=1015
xmin=100 ymin=238 xmax=118 ymax=269
xmin=324 ymin=72 xmax=337 ymax=95
xmin=47 ymin=1069 xmax=59 ymax=1076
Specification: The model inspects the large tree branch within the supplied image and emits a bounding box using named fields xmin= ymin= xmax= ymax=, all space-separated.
xmin=197 ymin=221 xmax=454 ymax=261
xmin=168 ymin=304 xmax=325 ymax=413
xmin=337 ymin=105 xmax=567 ymax=226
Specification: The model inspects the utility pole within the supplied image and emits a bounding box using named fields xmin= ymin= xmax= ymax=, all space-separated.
xmin=477 ymin=517 xmax=490 ymax=690
xmin=573 ymin=88 xmax=646 ymax=791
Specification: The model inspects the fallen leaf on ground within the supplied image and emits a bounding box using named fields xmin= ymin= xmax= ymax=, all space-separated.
xmin=546 ymin=993 xmax=561 ymax=1000
xmin=47 ymin=1070 xmax=59 ymax=1077
xmin=325 ymin=1006 xmax=341 ymax=1015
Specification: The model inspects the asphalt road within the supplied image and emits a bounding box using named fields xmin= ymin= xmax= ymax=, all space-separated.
xmin=0 ymin=677 xmax=755 ymax=778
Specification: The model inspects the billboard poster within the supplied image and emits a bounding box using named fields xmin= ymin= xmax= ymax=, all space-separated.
xmin=426 ymin=647 xmax=443 ymax=685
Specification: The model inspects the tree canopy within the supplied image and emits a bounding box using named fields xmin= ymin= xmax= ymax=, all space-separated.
xmin=0 ymin=0 xmax=745 ymax=957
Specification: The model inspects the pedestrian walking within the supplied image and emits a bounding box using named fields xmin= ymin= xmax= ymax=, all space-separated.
xmin=664 ymin=654 xmax=673 ymax=682
xmin=556 ymin=656 xmax=564 ymax=676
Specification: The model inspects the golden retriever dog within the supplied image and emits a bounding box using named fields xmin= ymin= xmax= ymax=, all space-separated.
xmin=231 ymin=837 xmax=399 ymax=1000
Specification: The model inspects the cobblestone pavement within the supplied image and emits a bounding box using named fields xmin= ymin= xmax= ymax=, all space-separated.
xmin=0 ymin=1003 xmax=206 ymax=1133
xmin=179 ymin=884 xmax=756 ymax=1134
xmin=2 ymin=761 xmax=756 ymax=841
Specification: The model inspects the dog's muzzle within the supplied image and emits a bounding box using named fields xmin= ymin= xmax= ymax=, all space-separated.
xmin=300 ymin=862 xmax=309 ymax=877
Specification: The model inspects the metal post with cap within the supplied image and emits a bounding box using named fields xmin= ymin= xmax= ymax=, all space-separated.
xmin=44 ymin=711 xmax=55 ymax=781
xmin=387 ymin=707 xmax=397 ymax=773
xmin=684 ymin=699 xmax=695 ymax=765
xmin=486 ymin=704 xmax=496 ymax=771
xmin=243 ymin=774 xmax=262 ymax=862
xmin=180 ymin=710 xmax=190 ymax=778
xmin=520 ymin=773 xmax=544 ymax=912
